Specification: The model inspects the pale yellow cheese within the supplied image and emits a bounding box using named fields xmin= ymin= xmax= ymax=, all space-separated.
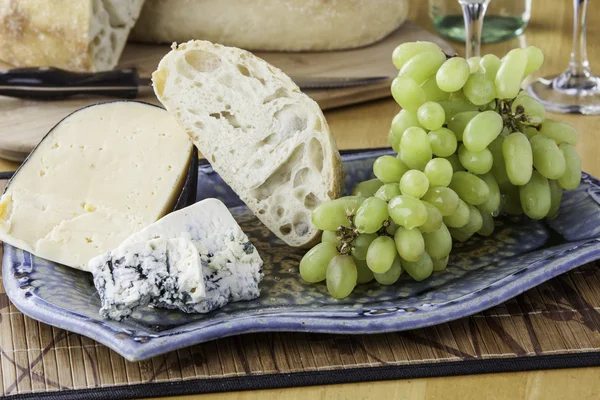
xmin=0 ymin=101 xmax=193 ymax=271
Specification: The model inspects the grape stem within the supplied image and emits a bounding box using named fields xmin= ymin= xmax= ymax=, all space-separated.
xmin=334 ymin=214 xmax=392 ymax=255
xmin=494 ymin=96 xmax=542 ymax=133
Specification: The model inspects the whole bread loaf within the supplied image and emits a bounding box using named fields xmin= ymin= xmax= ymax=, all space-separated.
xmin=131 ymin=0 xmax=409 ymax=51
xmin=153 ymin=40 xmax=345 ymax=247
xmin=0 ymin=0 xmax=144 ymax=72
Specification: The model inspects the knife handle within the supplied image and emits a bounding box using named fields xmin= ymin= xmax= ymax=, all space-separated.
xmin=0 ymin=67 xmax=140 ymax=100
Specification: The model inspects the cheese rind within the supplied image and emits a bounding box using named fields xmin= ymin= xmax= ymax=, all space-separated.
xmin=91 ymin=198 xmax=264 ymax=320
xmin=0 ymin=101 xmax=193 ymax=271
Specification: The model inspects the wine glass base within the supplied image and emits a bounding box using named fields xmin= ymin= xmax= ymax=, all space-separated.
xmin=526 ymin=72 xmax=600 ymax=115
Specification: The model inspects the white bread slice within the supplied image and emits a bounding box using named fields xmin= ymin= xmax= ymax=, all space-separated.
xmin=152 ymin=40 xmax=344 ymax=247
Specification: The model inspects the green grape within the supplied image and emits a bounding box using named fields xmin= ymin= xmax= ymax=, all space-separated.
xmin=503 ymin=132 xmax=533 ymax=185
xmin=463 ymin=111 xmax=503 ymax=152
xmin=480 ymin=54 xmax=501 ymax=81
xmin=461 ymin=204 xmax=483 ymax=233
xmin=424 ymin=158 xmax=453 ymax=187
xmin=432 ymin=255 xmax=449 ymax=272
xmin=519 ymin=171 xmax=551 ymax=220
xmin=436 ymin=57 xmax=470 ymax=92
xmin=438 ymin=99 xmax=479 ymax=123
xmin=312 ymin=196 xmax=364 ymax=231
xmin=421 ymin=77 xmax=451 ymax=102
xmin=442 ymin=199 xmax=470 ymax=228
xmin=502 ymin=184 xmax=524 ymax=216
xmin=444 ymin=154 xmax=465 ymax=172
xmin=326 ymin=255 xmax=357 ymax=299
xmin=392 ymin=75 xmax=426 ymax=112
xmin=400 ymin=170 xmax=430 ymax=198
xmin=354 ymin=197 xmax=389 ymax=234
xmin=417 ymin=101 xmax=446 ymax=131
xmin=366 ymin=236 xmax=397 ymax=273
xmin=351 ymin=233 xmax=378 ymax=260
xmin=353 ymin=257 xmax=375 ymax=284
xmin=530 ymin=134 xmax=567 ymax=180
xmin=392 ymin=41 xmax=443 ymax=70
xmin=523 ymin=46 xmax=544 ymax=77
xmin=448 ymin=227 xmax=474 ymax=243
xmin=300 ymin=242 xmax=339 ymax=283
xmin=398 ymin=49 xmax=447 ymax=85
xmin=373 ymin=256 xmax=403 ymax=285
xmin=547 ymin=180 xmax=563 ymax=219
xmin=394 ymin=226 xmax=425 ymax=262
xmin=399 ymin=127 xmax=432 ymax=170
xmin=388 ymin=195 xmax=428 ymax=228
xmin=390 ymin=110 xmax=421 ymax=152
xmin=495 ymin=48 xmax=528 ymax=99
xmin=478 ymin=212 xmax=495 ymax=236
xmin=449 ymin=171 xmax=490 ymax=205
xmin=458 ymin=144 xmax=493 ymax=175
xmin=423 ymin=223 xmax=452 ymax=260
xmin=467 ymin=56 xmax=482 ymax=73
xmin=321 ymin=230 xmax=340 ymax=245
xmin=488 ymin=135 xmax=511 ymax=188
xmin=420 ymin=201 xmax=443 ymax=233
xmin=402 ymin=251 xmax=434 ymax=281
xmin=522 ymin=126 xmax=540 ymax=140
xmin=373 ymin=155 xmax=409 ymax=183
xmin=477 ymin=172 xmax=501 ymax=214
xmin=428 ymin=128 xmax=458 ymax=157
xmin=558 ymin=143 xmax=582 ymax=190
xmin=352 ymin=178 xmax=384 ymax=198
xmin=375 ymin=183 xmax=402 ymax=202
xmin=512 ymin=94 xmax=546 ymax=124
xmin=448 ymin=111 xmax=479 ymax=141
xmin=463 ymin=73 xmax=497 ymax=106
xmin=422 ymin=187 xmax=460 ymax=216
xmin=450 ymin=90 xmax=467 ymax=99
xmin=539 ymin=120 xmax=578 ymax=145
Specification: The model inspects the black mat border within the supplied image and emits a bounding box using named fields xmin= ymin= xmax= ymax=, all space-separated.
xmin=3 ymin=351 xmax=599 ymax=400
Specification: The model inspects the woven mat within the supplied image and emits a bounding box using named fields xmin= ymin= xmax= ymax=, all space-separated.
xmin=1 ymin=255 xmax=600 ymax=399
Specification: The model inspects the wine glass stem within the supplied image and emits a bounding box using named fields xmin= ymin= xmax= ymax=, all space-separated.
xmin=568 ymin=0 xmax=591 ymax=76
xmin=459 ymin=0 xmax=490 ymax=58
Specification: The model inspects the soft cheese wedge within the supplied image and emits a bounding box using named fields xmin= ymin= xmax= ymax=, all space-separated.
xmin=0 ymin=101 xmax=193 ymax=271
xmin=152 ymin=40 xmax=344 ymax=248
xmin=90 ymin=198 xmax=264 ymax=320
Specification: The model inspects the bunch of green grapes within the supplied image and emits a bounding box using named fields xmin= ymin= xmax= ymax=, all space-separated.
xmin=299 ymin=42 xmax=583 ymax=299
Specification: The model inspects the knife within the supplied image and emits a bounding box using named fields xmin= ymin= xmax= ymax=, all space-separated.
xmin=0 ymin=67 xmax=390 ymax=101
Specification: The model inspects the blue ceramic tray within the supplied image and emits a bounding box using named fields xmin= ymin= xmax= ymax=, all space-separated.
xmin=4 ymin=149 xmax=600 ymax=361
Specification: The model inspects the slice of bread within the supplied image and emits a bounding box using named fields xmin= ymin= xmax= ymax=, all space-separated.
xmin=153 ymin=40 xmax=344 ymax=247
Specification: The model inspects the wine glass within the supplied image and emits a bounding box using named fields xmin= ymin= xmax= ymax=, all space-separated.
xmin=527 ymin=0 xmax=600 ymax=115
xmin=458 ymin=0 xmax=491 ymax=58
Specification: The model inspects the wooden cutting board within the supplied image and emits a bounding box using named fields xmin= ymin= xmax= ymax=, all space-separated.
xmin=0 ymin=21 xmax=452 ymax=161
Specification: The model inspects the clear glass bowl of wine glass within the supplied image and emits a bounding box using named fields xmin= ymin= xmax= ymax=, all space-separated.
xmin=526 ymin=0 xmax=600 ymax=115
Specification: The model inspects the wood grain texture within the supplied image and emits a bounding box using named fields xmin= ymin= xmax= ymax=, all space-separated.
xmin=0 ymin=1 xmax=599 ymax=399
xmin=0 ymin=21 xmax=452 ymax=160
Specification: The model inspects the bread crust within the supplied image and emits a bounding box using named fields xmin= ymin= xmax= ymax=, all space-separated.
xmin=131 ymin=0 xmax=409 ymax=51
xmin=0 ymin=0 xmax=144 ymax=72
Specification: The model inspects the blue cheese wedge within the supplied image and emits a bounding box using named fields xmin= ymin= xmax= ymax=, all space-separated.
xmin=90 ymin=198 xmax=264 ymax=320
xmin=0 ymin=101 xmax=193 ymax=271
xmin=90 ymin=237 xmax=203 ymax=320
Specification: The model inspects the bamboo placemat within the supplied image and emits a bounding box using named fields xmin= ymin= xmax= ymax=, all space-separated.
xmin=2 ymin=256 xmax=600 ymax=399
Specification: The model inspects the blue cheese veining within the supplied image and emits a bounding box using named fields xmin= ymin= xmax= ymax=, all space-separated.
xmin=90 ymin=198 xmax=264 ymax=320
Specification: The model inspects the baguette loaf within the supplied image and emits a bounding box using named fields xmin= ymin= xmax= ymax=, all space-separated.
xmin=131 ymin=0 xmax=409 ymax=51
xmin=153 ymin=41 xmax=344 ymax=247
xmin=0 ymin=0 xmax=144 ymax=72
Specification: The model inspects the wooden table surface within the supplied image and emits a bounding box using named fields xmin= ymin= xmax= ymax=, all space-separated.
xmin=1 ymin=1 xmax=599 ymax=399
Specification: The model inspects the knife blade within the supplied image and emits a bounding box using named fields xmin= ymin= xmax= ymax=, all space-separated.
xmin=0 ymin=67 xmax=390 ymax=101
